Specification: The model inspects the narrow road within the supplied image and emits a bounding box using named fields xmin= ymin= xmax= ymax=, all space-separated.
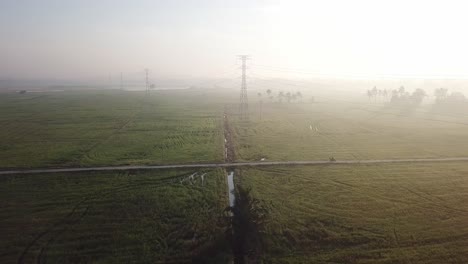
xmin=2 ymin=157 xmax=468 ymax=175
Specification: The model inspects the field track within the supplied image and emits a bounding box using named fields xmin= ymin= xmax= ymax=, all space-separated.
xmin=2 ymin=157 xmax=468 ymax=175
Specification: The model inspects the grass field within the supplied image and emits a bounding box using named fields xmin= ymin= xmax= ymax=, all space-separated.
xmin=0 ymin=89 xmax=228 ymax=169
xmin=231 ymin=100 xmax=468 ymax=161
xmin=0 ymin=168 xmax=230 ymax=263
xmin=2 ymin=88 xmax=468 ymax=263
xmin=3 ymin=89 xmax=468 ymax=169
xmin=236 ymin=162 xmax=468 ymax=263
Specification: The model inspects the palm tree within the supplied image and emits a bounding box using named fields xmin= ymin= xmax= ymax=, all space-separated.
xmin=367 ymin=90 xmax=373 ymax=101
xmin=371 ymin=86 xmax=378 ymax=102
xmin=434 ymin=88 xmax=448 ymax=102
xmin=266 ymin=89 xmax=272 ymax=102
xmin=398 ymin=86 xmax=405 ymax=96
xmin=383 ymin=89 xmax=388 ymax=101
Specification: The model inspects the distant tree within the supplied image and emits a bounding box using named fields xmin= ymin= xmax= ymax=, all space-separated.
xmin=372 ymin=86 xmax=378 ymax=102
xmin=19 ymin=90 xmax=27 ymax=94
xmin=390 ymin=89 xmax=399 ymax=103
xmin=286 ymin=92 xmax=292 ymax=103
xmin=266 ymin=89 xmax=273 ymax=102
xmin=398 ymin=86 xmax=405 ymax=96
xmin=432 ymin=90 xmax=467 ymax=111
xmin=383 ymin=89 xmax=388 ymax=100
xmin=434 ymin=88 xmax=448 ymax=102
xmin=296 ymin=91 xmax=303 ymax=102
xmin=366 ymin=87 xmax=380 ymax=102
xmin=257 ymin=93 xmax=263 ymax=120
xmin=389 ymin=88 xmax=428 ymax=107
xmin=447 ymin=92 xmax=466 ymax=102
xmin=278 ymin=91 xmax=284 ymax=103
xmin=410 ymin=88 xmax=427 ymax=104
xmin=367 ymin=90 xmax=373 ymax=101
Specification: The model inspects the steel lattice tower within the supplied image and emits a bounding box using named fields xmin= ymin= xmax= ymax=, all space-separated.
xmin=120 ymin=72 xmax=123 ymax=90
xmin=239 ymin=55 xmax=249 ymax=119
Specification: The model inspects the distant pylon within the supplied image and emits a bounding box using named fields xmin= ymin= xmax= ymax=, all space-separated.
xmin=144 ymin=68 xmax=149 ymax=95
xmin=238 ymin=55 xmax=249 ymax=119
xmin=120 ymin=72 xmax=123 ymax=90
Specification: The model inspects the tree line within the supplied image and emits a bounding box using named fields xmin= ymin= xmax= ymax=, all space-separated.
xmin=367 ymin=86 xmax=466 ymax=106
xmin=257 ymin=89 xmax=305 ymax=103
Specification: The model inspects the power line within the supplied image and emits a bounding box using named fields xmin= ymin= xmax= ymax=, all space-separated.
xmin=251 ymin=64 xmax=468 ymax=80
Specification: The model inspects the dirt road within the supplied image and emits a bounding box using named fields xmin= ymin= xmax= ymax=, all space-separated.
xmin=2 ymin=157 xmax=468 ymax=175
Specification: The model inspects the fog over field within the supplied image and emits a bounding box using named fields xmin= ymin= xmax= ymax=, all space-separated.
xmin=2 ymin=0 xmax=468 ymax=81
xmin=2 ymin=1 xmax=468 ymax=263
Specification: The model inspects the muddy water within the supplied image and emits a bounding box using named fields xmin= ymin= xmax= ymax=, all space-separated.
xmin=223 ymin=113 xmax=235 ymax=162
xmin=224 ymin=112 xmax=236 ymax=207
xmin=227 ymin=171 xmax=235 ymax=207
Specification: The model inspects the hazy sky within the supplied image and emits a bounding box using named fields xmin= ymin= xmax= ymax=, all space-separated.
xmin=1 ymin=0 xmax=468 ymax=80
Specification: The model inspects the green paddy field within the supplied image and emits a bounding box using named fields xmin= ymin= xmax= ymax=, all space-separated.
xmin=1 ymin=88 xmax=468 ymax=263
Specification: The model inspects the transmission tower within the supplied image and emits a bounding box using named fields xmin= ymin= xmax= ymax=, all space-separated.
xmin=144 ymin=68 xmax=149 ymax=95
xmin=238 ymin=55 xmax=249 ymax=119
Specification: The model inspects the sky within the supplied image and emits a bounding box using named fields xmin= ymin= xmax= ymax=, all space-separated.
xmin=1 ymin=0 xmax=468 ymax=81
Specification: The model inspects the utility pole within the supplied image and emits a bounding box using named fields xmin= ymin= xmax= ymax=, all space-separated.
xmin=144 ymin=68 xmax=149 ymax=95
xmin=257 ymin=92 xmax=263 ymax=121
xmin=238 ymin=55 xmax=249 ymax=120
xmin=108 ymin=73 xmax=112 ymax=89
